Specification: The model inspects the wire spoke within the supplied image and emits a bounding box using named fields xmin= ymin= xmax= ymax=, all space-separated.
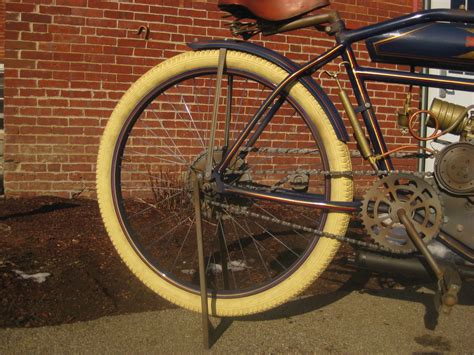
xmin=151 ymin=109 xmax=187 ymax=163
xmin=223 ymin=210 xmax=273 ymax=279
xmin=136 ymin=111 xmax=187 ymax=164
xmin=226 ymin=214 xmax=253 ymax=281
xmin=147 ymin=214 xmax=194 ymax=248
xmin=254 ymin=203 xmax=311 ymax=242
xmin=234 ymin=210 xmax=289 ymax=272
xmin=171 ymin=216 xmax=196 ymax=271
xmin=122 ymin=148 xmax=187 ymax=167
xmin=128 ymin=190 xmax=188 ymax=219
xmin=243 ymin=219 xmax=288 ymax=272
xmin=218 ymin=218 xmax=238 ymax=289
xmin=180 ymin=95 xmax=206 ymax=148
xmin=253 ymin=221 xmax=301 ymax=258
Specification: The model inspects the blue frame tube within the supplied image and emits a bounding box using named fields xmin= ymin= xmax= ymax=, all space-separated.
xmin=355 ymin=67 xmax=474 ymax=92
xmin=338 ymin=9 xmax=474 ymax=44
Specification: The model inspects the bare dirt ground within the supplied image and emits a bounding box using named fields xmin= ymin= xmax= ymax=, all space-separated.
xmin=0 ymin=196 xmax=178 ymax=328
xmin=0 ymin=196 xmax=464 ymax=330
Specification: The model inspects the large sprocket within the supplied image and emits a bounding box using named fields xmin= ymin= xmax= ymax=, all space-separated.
xmin=361 ymin=174 xmax=443 ymax=253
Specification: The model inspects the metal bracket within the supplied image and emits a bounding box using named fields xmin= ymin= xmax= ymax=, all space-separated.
xmin=224 ymin=74 xmax=233 ymax=151
xmin=354 ymin=102 xmax=371 ymax=114
xmin=137 ymin=25 xmax=150 ymax=40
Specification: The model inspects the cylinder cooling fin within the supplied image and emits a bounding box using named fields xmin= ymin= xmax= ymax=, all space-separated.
xmin=429 ymin=98 xmax=472 ymax=135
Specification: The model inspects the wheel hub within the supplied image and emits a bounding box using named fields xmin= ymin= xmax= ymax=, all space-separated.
xmin=187 ymin=149 xmax=252 ymax=219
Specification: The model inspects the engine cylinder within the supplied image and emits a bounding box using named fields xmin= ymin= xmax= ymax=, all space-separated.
xmin=429 ymin=98 xmax=470 ymax=135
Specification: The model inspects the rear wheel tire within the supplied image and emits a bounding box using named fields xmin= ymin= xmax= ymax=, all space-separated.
xmin=96 ymin=50 xmax=353 ymax=316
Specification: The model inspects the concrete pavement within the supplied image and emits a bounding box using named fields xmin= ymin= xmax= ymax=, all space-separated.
xmin=1 ymin=285 xmax=473 ymax=353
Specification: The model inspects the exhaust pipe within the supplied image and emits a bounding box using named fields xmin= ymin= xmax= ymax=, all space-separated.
xmin=350 ymin=250 xmax=474 ymax=279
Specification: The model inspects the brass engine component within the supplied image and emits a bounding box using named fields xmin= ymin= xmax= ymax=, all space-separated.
xmin=397 ymin=91 xmax=412 ymax=128
xmin=434 ymin=142 xmax=474 ymax=196
xmin=322 ymin=69 xmax=377 ymax=168
xmin=335 ymin=78 xmax=377 ymax=168
xmin=338 ymin=88 xmax=372 ymax=160
xmin=429 ymin=98 xmax=472 ymax=135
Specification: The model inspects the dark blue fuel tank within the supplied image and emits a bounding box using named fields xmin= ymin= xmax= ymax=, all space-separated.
xmin=366 ymin=22 xmax=474 ymax=71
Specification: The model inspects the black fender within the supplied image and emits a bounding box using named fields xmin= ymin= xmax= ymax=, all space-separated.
xmin=188 ymin=40 xmax=349 ymax=142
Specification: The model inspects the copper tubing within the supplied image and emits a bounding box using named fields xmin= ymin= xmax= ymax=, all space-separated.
xmin=408 ymin=105 xmax=473 ymax=141
xmin=377 ymin=145 xmax=434 ymax=159
xmin=408 ymin=109 xmax=442 ymax=141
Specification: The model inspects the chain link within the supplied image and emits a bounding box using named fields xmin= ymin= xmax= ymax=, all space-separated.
xmin=229 ymin=147 xmax=433 ymax=178
xmin=228 ymin=167 xmax=433 ymax=178
xmin=240 ymin=146 xmax=433 ymax=159
xmin=206 ymin=199 xmax=412 ymax=255
xmin=214 ymin=146 xmax=434 ymax=255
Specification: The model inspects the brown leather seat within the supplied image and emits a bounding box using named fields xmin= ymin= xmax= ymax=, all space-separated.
xmin=218 ymin=0 xmax=330 ymax=21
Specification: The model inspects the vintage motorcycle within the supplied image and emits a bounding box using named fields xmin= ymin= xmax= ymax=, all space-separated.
xmin=96 ymin=0 xmax=473 ymax=317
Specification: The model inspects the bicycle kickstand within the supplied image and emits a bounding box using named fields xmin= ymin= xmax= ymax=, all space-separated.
xmin=193 ymin=48 xmax=230 ymax=350
xmin=192 ymin=173 xmax=211 ymax=349
xmin=205 ymin=48 xmax=227 ymax=180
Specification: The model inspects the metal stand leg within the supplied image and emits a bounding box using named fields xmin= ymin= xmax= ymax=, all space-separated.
xmin=192 ymin=174 xmax=211 ymax=349
xmin=192 ymin=49 xmax=230 ymax=349
xmin=205 ymin=48 xmax=227 ymax=180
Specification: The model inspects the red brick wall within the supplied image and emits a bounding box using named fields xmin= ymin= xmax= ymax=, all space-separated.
xmin=0 ymin=0 xmax=4 ymax=61
xmin=4 ymin=0 xmax=419 ymax=197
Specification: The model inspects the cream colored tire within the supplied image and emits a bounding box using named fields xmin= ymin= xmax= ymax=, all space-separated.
xmin=96 ymin=50 xmax=353 ymax=317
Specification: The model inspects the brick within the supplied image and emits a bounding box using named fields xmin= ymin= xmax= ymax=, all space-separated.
xmin=21 ymin=13 xmax=52 ymax=24
xmin=3 ymin=0 xmax=419 ymax=196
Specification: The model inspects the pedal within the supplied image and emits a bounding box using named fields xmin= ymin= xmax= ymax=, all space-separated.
xmin=434 ymin=266 xmax=462 ymax=315
xmin=397 ymin=208 xmax=462 ymax=315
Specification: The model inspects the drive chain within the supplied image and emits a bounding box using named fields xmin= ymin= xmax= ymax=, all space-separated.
xmin=206 ymin=199 xmax=412 ymax=255
xmin=216 ymin=146 xmax=434 ymax=255
xmin=229 ymin=146 xmax=433 ymax=178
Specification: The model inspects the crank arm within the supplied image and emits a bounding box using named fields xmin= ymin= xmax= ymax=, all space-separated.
xmin=397 ymin=208 xmax=462 ymax=315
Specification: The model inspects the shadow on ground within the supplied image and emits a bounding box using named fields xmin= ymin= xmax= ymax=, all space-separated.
xmin=1 ymin=196 xmax=472 ymax=333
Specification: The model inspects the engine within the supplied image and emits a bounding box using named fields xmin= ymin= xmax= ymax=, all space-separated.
xmin=434 ymin=142 xmax=474 ymax=196
xmin=429 ymin=99 xmax=474 ymax=254
xmin=361 ymin=97 xmax=473 ymax=261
